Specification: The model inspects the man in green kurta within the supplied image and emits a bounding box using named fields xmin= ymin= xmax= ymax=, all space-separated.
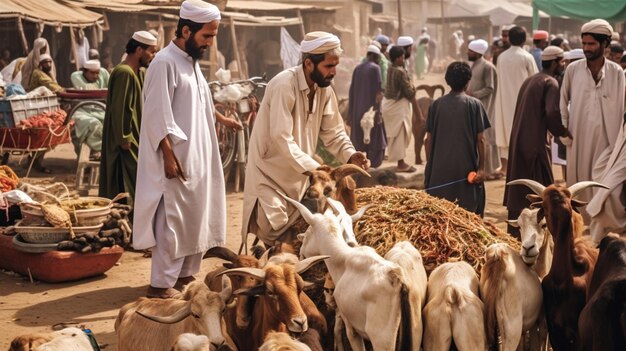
xmin=28 ymin=55 xmax=63 ymax=93
xmin=99 ymin=31 xmax=157 ymax=203
xmin=70 ymin=59 xmax=109 ymax=158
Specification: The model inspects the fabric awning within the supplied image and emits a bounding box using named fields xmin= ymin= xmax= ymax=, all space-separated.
xmin=221 ymin=11 xmax=302 ymax=27
xmin=533 ymin=0 xmax=626 ymax=22
xmin=0 ymin=0 xmax=103 ymax=26
xmin=426 ymin=0 xmax=547 ymax=25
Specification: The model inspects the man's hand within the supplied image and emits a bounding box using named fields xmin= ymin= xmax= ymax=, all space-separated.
xmin=375 ymin=92 xmax=383 ymax=103
xmin=163 ymin=152 xmax=186 ymax=181
xmin=563 ymin=129 xmax=573 ymax=140
xmin=216 ymin=111 xmax=243 ymax=130
xmin=120 ymin=141 xmax=131 ymax=151
xmin=474 ymin=169 xmax=485 ymax=183
xmin=348 ymin=151 xmax=371 ymax=170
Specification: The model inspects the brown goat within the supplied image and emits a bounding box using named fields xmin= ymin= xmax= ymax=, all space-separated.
xmin=413 ymin=84 xmax=445 ymax=164
xmin=302 ymin=164 xmax=370 ymax=215
xmin=9 ymin=333 xmax=54 ymax=351
xmin=219 ymin=255 xmax=328 ymax=350
xmin=509 ymin=179 xmax=606 ymax=351
xmin=579 ymin=235 xmax=626 ymax=350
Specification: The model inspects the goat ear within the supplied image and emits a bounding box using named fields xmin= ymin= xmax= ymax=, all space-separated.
xmin=571 ymin=199 xmax=587 ymax=209
xmin=317 ymin=165 xmax=332 ymax=173
xmin=506 ymin=219 xmax=519 ymax=228
xmin=295 ymin=255 xmax=330 ymax=274
xmin=536 ymin=208 xmax=545 ymax=224
xmin=234 ymin=285 xmax=266 ymax=296
xmin=526 ymin=194 xmax=543 ymax=203
xmin=302 ymin=280 xmax=316 ymax=291
xmin=297 ymin=233 xmax=305 ymax=242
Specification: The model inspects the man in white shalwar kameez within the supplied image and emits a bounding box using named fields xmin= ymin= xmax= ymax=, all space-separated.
xmin=241 ymin=31 xmax=370 ymax=250
xmin=560 ymin=19 xmax=625 ymax=210
xmin=494 ymin=26 xmax=538 ymax=173
xmin=133 ymin=0 xmax=240 ymax=298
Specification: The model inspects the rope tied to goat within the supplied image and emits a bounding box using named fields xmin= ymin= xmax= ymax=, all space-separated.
xmin=353 ymin=187 xmax=520 ymax=274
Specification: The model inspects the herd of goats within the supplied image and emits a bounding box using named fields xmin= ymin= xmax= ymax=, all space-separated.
xmin=8 ymin=165 xmax=626 ymax=351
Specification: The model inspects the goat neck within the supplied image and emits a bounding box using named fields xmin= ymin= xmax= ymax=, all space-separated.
xmin=543 ymin=188 xmax=576 ymax=282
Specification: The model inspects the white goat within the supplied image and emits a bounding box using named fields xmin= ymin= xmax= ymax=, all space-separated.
xmin=9 ymin=327 xmax=92 ymax=351
xmin=115 ymin=277 xmax=235 ymax=351
xmin=282 ymin=194 xmax=415 ymax=351
xmin=325 ymin=197 xmax=370 ymax=246
xmin=171 ymin=333 xmax=211 ymax=351
xmin=384 ymin=241 xmax=428 ymax=350
xmin=259 ymin=331 xmax=312 ymax=351
xmin=423 ymin=261 xmax=486 ymax=351
xmin=507 ymin=208 xmax=553 ymax=279
xmin=359 ymin=107 xmax=376 ymax=145
xmin=480 ymin=243 xmax=546 ymax=351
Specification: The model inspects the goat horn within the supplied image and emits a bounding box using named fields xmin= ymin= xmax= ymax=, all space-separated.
xmin=568 ymin=181 xmax=609 ymax=198
xmin=351 ymin=204 xmax=373 ymax=222
xmin=136 ymin=303 xmax=191 ymax=324
xmin=277 ymin=191 xmax=315 ymax=225
xmin=218 ymin=267 xmax=266 ymax=281
xmin=203 ymin=246 xmax=238 ymax=262
xmin=295 ymin=255 xmax=330 ymax=274
xmin=325 ymin=197 xmax=346 ymax=215
xmin=507 ymin=179 xmax=546 ymax=196
xmin=331 ymin=164 xmax=371 ymax=180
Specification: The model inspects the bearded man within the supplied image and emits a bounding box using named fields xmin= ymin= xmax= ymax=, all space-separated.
xmin=99 ymin=30 xmax=157 ymax=203
xmin=28 ymin=54 xmax=63 ymax=93
xmin=242 ymin=31 xmax=370 ymax=248
xmin=560 ymin=19 xmax=625 ymax=208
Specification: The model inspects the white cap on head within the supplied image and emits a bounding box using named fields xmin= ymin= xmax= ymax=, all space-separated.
xmin=180 ymin=0 xmax=221 ymax=23
xmin=367 ymin=45 xmax=381 ymax=55
xmin=581 ymin=19 xmax=613 ymax=37
xmin=397 ymin=36 xmax=413 ymax=46
xmin=301 ymin=31 xmax=341 ymax=54
xmin=84 ymin=60 xmax=101 ymax=71
xmin=39 ymin=54 xmax=52 ymax=63
xmin=541 ymin=46 xmax=564 ymax=61
xmin=370 ymin=41 xmax=382 ymax=50
xmin=564 ymin=48 xmax=585 ymax=60
xmin=468 ymin=39 xmax=488 ymax=55
xmin=132 ymin=31 xmax=157 ymax=46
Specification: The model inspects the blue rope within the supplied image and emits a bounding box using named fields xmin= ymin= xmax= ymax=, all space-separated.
xmin=423 ymin=178 xmax=469 ymax=192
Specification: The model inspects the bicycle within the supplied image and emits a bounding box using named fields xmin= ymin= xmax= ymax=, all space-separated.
xmin=209 ymin=75 xmax=267 ymax=192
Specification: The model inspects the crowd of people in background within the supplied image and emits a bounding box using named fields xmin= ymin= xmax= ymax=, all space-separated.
xmin=347 ymin=19 xmax=626 ymax=243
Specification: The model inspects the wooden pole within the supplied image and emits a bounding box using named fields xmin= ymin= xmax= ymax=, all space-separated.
xmin=17 ymin=17 xmax=29 ymax=56
xmin=69 ymin=26 xmax=81 ymax=71
xmin=440 ymin=0 xmax=446 ymax=61
xmin=229 ymin=19 xmax=244 ymax=78
xmin=396 ymin=0 xmax=403 ymax=35
xmin=297 ymin=9 xmax=305 ymax=39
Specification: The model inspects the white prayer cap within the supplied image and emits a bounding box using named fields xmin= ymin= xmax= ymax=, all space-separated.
xmin=581 ymin=19 xmax=613 ymax=37
xmin=301 ymin=31 xmax=341 ymax=54
xmin=132 ymin=31 xmax=157 ymax=46
xmin=370 ymin=41 xmax=382 ymax=50
xmin=39 ymin=54 xmax=52 ymax=63
xmin=564 ymin=48 xmax=585 ymax=60
xmin=501 ymin=24 xmax=514 ymax=31
xmin=84 ymin=60 xmax=101 ymax=71
xmin=541 ymin=46 xmax=564 ymax=61
xmin=468 ymin=39 xmax=488 ymax=55
xmin=180 ymin=0 xmax=221 ymax=23
xmin=397 ymin=36 xmax=414 ymax=47
xmin=367 ymin=45 xmax=381 ymax=55
xmin=611 ymin=32 xmax=620 ymax=41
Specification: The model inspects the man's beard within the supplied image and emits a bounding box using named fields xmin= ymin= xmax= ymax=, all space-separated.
xmin=468 ymin=55 xmax=477 ymax=62
xmin=310 ymin=65 xmax=333 ymax=88
xmin=185 ymin=35 xmax=207 ymax=60
xmin=139 ymin=56 xmax=150 ymax=68
xmin=584 ymin=46 xmax=604 ymax=61
xmin=41 ymin=66 xmax=52 ymax=74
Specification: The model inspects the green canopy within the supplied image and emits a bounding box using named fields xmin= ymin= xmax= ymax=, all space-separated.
xmin=532 ymin=0 xmax=626 ymax=26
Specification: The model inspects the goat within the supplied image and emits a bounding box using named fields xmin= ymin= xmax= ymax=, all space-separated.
xmin=508 ymin=179 xmax=606 ymax=350
xmin=171 ymin=333 xmax=210 ymax=351
xmin=218 ymin=255 xmax=328 ymax=350
xmin=384 ymin=241 xmax=428 ymax=350
xmin=359 ymin=107 xmax=376 ymax=145
xmin=579 ymin=235 xmax=626 ymax=350
xmin=480 ymin=243 xmax=546 ymax=351
xmin=282 ymin=193 xmax=414 ymax=351
xmin=115 ymin=278 xmax=235 ymax=351
xmin=9 ymin=327 xmax=92 ymax=351
xmin=422 ymin=261 xmax=486 ymax=351
xmin=301 ymin=164 xmax=370 ymax=215
xmin=413 ymin=84 xmax=444 ymax=164
xmin=259 ymin=331 xmax=312 ymax=351
xmin=507 ymin=208 xmax=554 ymax=279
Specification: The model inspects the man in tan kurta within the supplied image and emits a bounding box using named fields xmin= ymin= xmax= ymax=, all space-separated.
xmin=242 ymin=32 xmax=369 ymax=249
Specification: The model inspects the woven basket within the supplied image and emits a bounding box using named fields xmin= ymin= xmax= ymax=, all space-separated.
xmin=14 ymin=222 xmax=70 ymax=244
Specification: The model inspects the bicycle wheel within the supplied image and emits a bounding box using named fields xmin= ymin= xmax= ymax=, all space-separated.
xmin=214 ymin=103 xmax=237 ymax=180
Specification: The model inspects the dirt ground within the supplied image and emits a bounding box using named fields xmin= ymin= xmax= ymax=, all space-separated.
xmin=0 ymin=71 xmax=564 ymax=349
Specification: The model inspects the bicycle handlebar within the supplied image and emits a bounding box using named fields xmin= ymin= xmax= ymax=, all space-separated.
xmin=209 ymin=75 xmax=267 ymax=88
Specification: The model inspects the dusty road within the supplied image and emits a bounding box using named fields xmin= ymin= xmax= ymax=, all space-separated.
xmin=0 ymin=71 xmax=562 ymax=349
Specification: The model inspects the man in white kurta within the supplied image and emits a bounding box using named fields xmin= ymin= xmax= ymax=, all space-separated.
xmin=133 ymin=0 xmax=226 ymax=298
xmin=241 ymin=31 xmax=369 ymax=250
xmin=494 ymin=26 xmax=538 ymax=172
xmin=560 ymin=19 xmax=625 ymax=208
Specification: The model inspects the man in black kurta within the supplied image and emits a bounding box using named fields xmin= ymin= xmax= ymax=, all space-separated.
xmin=504 ymin=46 xmax=571 ymax=236
xmin=425 ymin=62 xmax=487 ymax=216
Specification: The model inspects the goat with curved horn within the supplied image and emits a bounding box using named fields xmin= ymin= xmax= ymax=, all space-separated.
xmin=330 ymin=164 xmax=371 ymax=180
xmin=568 ymin=181 xmax=609 ymax=198
xmin=218 ymin=267 xmax=266 ymax=281
xmin=507 ymin=179 xmax=546 ymax=195
xmin=277 ymin=191 xmax=316 ymax=225
xmin=136 ymin=303 xmax=192 ymax=324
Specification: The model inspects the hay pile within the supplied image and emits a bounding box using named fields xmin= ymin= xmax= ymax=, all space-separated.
xmin=354 ymin=187 xmax=520 ymax=274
